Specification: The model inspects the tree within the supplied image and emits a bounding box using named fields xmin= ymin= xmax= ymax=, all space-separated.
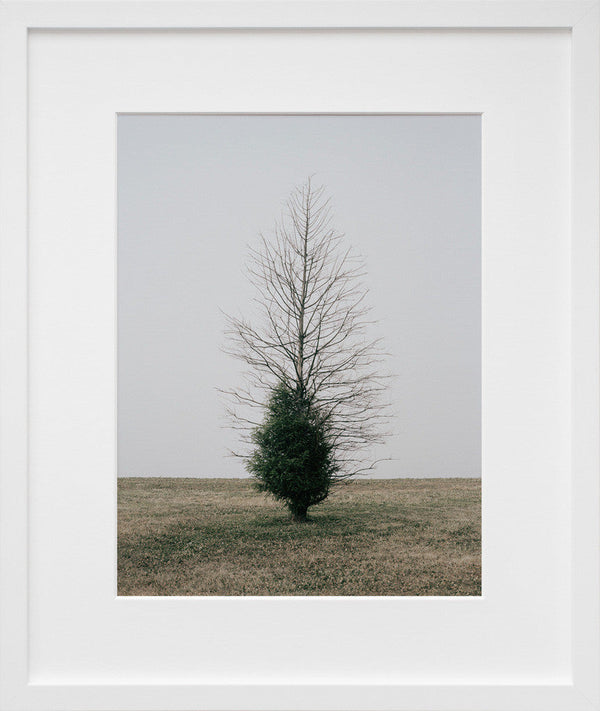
xmin=224 ymin=178 xmax=389 ymax=520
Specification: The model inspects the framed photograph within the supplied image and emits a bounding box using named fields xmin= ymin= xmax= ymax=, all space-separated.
xmin=1 ymin=1 xmax=598 ymax=710
xmin=117 ymin=113 xmax=482 ymax=597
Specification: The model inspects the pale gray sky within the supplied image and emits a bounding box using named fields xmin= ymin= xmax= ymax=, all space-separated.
xmin=118 ymin=115 xmax=480 ymax=478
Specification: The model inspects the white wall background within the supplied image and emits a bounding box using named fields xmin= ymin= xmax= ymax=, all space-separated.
xmin=117 ymin=115 xmax=481 ymax=477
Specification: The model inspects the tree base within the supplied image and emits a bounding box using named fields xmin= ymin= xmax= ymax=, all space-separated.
xmin=290 ymin=507 xmax=309 ymax=522
xmin=292 ymin=513 xmax=309 ymax=522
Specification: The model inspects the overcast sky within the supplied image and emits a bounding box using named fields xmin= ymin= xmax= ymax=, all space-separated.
xmin=118 ymin=115 xmax=480 ymax=478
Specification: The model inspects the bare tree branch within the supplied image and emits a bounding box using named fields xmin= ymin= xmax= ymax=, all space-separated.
xmin=222 ymin=178 xmax=391 ymax=478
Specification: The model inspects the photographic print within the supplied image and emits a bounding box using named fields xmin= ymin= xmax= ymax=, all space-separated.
xmin=117 ymin=114 xmax=481 ymax=596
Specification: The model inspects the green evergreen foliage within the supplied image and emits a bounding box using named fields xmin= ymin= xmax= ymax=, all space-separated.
xmin=247 ymin=384 xmax=337 ymax=521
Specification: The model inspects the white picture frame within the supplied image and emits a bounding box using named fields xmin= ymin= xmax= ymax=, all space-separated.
xmin=0 ymin=2 xmax=598 ymax=710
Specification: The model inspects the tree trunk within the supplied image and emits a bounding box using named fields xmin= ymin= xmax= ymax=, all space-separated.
xmin=290 ymin=503 xmax=309 ymax=522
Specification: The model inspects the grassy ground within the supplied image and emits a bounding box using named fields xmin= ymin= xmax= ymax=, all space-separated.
xmin=118 ymin=477 xmax=481 ymax=596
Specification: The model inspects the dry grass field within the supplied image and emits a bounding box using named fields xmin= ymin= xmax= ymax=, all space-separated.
xmin=118 ymin=477 xmax=481 ymax=596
